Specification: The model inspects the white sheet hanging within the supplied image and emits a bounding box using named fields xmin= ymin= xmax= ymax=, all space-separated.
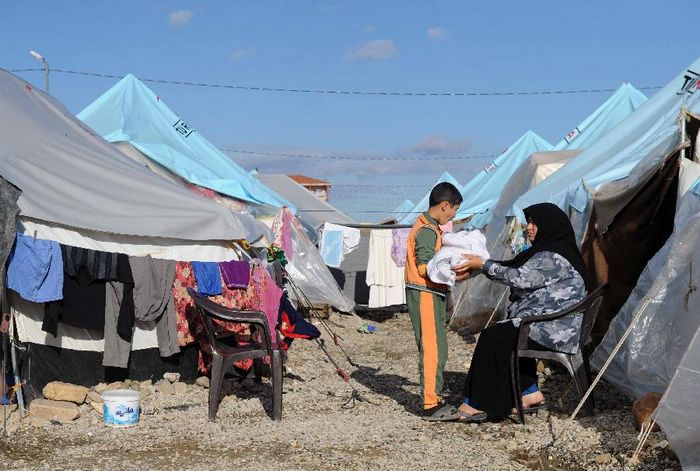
xmin=366 ymin=229 xmax=405 ymax=307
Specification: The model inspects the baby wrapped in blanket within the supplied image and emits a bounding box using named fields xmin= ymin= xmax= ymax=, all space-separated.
xmin=427 ymin=230 xmax=490 ymax=286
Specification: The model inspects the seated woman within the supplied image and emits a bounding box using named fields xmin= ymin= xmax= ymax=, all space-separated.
xmin=453 ymin=202 xmax=587 ymax=422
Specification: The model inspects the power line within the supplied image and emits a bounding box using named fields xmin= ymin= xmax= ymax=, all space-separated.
xmin=224 ymin=148 xmax=495 ymax=161
xmin=10 ymin=67 xmax=663 ymax=97
xmin=333 ymin=183 xmax=427 ymax=188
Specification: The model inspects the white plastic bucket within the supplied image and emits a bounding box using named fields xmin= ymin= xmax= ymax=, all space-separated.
xmin=102 ymin=389 xmax=141 ymax=427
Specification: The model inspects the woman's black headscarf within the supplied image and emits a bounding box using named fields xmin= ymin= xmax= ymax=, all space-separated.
xmin=496 ymin=202 xmax=586 ymax=278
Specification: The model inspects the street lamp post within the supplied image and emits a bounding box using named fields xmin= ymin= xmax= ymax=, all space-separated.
xmin=29 ymin=50 xmax=49 ymax=94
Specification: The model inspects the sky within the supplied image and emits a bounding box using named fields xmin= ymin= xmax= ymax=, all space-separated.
xmin=2 ymin=1 xmax=699 ymax=221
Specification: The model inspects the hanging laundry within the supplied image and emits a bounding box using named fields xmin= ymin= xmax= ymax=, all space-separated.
xmin=391 ymin=228 xmax=411 ymax=267
xmin=323 ymin=222 xmax=361 ymax=254
xmin=0 ymin=178 xmax=21 ymax=289
xmin=43 ymin=246 xmax=133 ymax=336
xmin=219 ymin=260 xmax=251 ymax=289
xmin=277 ymin=293 xmax=321 ymax=351
xmin=173 ymin=260 xmax=277 ymax=374
xmin=7 ymin=233 xmax=64 ymax=303
xmin=427 ymin=230 xmax=490 ymax=286
xmin=104 ymin=256 xmax=179 ymax=368
xmin=271 ymin=208 xmax=294 ymax=260
xmin=191 ymin=261 xmax=223 ymax=296
xmin=320 ymin=230 xmax=344 ymax=267
xmin=366 ymin=229 xmax=406 ymax=308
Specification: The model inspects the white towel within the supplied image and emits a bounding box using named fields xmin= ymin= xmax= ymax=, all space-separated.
xmin=427 ymin=230 xmax=490 ymax=286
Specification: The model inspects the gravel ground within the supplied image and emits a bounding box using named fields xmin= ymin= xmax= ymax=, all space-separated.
xmin=0 ymin=311 xmax=681 ymax=470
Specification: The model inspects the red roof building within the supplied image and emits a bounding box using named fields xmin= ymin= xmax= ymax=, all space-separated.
xmin=288 ymin=174 xmax=331 ymax=201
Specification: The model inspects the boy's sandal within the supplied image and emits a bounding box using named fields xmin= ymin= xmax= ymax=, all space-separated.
xmin=421 ymin=404 xmax=460 ymax=422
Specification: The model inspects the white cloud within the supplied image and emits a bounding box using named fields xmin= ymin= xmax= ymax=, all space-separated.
xmin=345 ymin=39 xmax=398 ymax=61
xmin=401 ymin=134 xmax=470 ymax=155
xmin=231 ymin=49 xmax=255 ymax=60
xmin=426 ymin=27 xmax=448 ymax=40
xmin=169 ymin=10 xmax=193 ymax=28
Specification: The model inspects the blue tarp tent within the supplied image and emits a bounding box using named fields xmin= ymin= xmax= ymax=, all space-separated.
xmin=456 ymin=130 xmax=552 ymax=222
xmin=383 ymin=199 xmax=414 ymax=223
xmin=512 ymin=58 xmax=700 ymax=223
xmin=465 ymin=83 xmax=647 ymax=229
xmin=400 ymin=172 xmax=461 ymax=224
xmin=78 ymin=74 xmax=292 ymax=209
xmin=552 ymin=83 xmax=648 ymax=151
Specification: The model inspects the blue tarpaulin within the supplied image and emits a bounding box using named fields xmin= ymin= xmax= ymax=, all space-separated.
xmin=512 ymin=58 xmax=700 ymax=222
xmin=78 ymin=74 xmax=293 ymax=209
xmin=400 ymin=172 xmax=461 ymax=224
xmin=456 ymin=130 xmax=551 ymax=223
xmin=461 ymin=83 xmax=647 ymax=229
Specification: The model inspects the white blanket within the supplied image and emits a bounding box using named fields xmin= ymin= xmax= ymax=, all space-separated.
xmin=427 ymin=230 xmax=490 ymax=286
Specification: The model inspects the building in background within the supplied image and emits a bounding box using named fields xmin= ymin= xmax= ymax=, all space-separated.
xmin=289 ymin=174 xmax=331 ymax=201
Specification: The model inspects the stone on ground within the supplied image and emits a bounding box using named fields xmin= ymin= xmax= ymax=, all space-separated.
xmin=29 ymin=399 xmax=80 ymax=422
xmin=42 ymin=382 xmax=88 ymax=404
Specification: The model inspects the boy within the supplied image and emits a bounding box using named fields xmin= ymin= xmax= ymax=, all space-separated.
xmin=405 ymin=182 xmax=464 ymax=419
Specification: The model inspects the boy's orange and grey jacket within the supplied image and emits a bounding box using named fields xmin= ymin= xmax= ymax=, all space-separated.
xmin=405 ymin=212 xmax=449 ymax=410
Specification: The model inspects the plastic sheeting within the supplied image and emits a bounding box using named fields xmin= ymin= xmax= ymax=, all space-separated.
xmin=272 ymin=208 xmax=354 ymax=313
xmin=590 ymin=190 xmax=700 ymax=398
xmin=655 ymin=324 xmax=700 ymax=470
xmin=78 ymin=74 xmax=292 ymax=209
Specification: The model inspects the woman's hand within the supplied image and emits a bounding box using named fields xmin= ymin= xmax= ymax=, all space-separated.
xmin=452 ymin=254 xmax=485 ymax=276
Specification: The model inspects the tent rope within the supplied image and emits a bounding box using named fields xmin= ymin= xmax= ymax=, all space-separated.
xmin=633 ymin=417 xmax=657 ymax=460
xmin=551 ymin=297 xmax=653 ymax=445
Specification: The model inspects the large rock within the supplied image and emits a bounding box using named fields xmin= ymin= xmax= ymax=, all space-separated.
xmin=43 ymin=382 xmax=88 ymax=404
xmin=163 ymin=372 xmax=181 ymax=383
xmin=633 ymin=392 xmax=663 ymax=431
xmin=195 ymin=376 xmax=210 ymax=389
xmin=105 ymin=381 xmax=124 ymax=391
xmin=155 ymin=379 xmax=175 ymax=395
xmin=87 ymin=391 xmax=103 ymax=404
xmin=30 ymin=399 xmax=80 ymax=422
xmin=90 ymin=402 xmax=104 ymax=416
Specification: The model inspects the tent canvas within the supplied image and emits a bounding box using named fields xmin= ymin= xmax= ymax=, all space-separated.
xmin=463 ymin=84 xmax=646 ymax=228
xmin=257 ymin=174 xmax=355 ymax=241
xmin=588 ymin=185 xmax=700 ymax=470
xmin=400 ymin=171 xmax=462 ymax=224
xmin=377 ymin=199 xmax=414 ymax=224
xmin=512 ymin=58 xmax=700 ymax=223
xmin=552 ymin=83 xmax=647 ymax=150
xmin=0 ymin=69 xmax=260 ymax=244
xmin=0 ymin=69 xmax=263 ymax=393
xmin=457 ymin=131 xmax=552 ymax=222
xmin=271 ymin=208 xmax=354 ymax=312
xmin=77 ymin=74 xmax=292 ymax=210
